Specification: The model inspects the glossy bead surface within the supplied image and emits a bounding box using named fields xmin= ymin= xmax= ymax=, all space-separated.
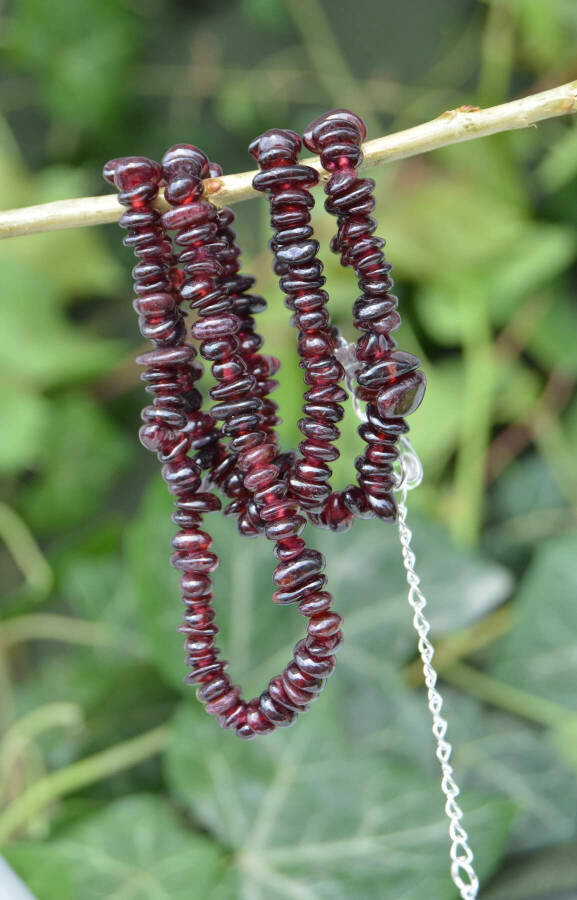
xmin=304 ymin=108 xmax=426 ymax=519
xmin=376 ymin=371 xmax=426 ymax=418
xmin=106 ymin=110 xmax=429 ymax=739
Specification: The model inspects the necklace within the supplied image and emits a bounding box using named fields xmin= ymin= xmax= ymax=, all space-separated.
xmin=104 ymin=108 xmax=478 ymax=899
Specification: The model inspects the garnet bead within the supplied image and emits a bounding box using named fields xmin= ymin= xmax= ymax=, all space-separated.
xmin=376 ymin=371 xmax=426 ymax=418
xmin=104 ymin=106 xmax=426 ymax=739
xmin=303 ymin=108 xmax=426 ymax=520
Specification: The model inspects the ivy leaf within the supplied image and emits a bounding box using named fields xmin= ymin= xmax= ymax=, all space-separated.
xmin=489 ymin=532 xmax=577 ymax=711
xmin=484 ymin=839 xmax=577 ymax=899
xmin=14 ymin=647 xmax=173 ymax=768
xmin=331 ymin=666 xmax=577 ymax=855
xmin=4 ymin=795 xmax=225 ymax=900
xmin=125 ymin=477 xmax=512 ymax=691
xmin=448 ymin=697 xmax=577 ymax=853
xmin=488 ymin=455 xmax=566 ymax=524
xmin=1 ymin=845 xmax=76 ymax=898
xmin=166 ymin=699 xmax=514 ymax=899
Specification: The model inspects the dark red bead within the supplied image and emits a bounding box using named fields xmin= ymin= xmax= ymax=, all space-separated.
xmin=376 ymin=371 xmax=426 ymax=418
xmin=307 ymin=611 xmax=343 ymax=638
xmin=259 ymin=691 xmax=296 ymax=727
xmin=357 ymin=351 xmax=420 ymax=387
xmin=273 ymin=550 xmax=324 ymax=588
xmin=273 ymin=574 xmax=327 ymax=606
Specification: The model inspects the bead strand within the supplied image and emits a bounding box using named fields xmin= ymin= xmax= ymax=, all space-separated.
xmin=303 ymin=110 xmax=426 ymax=521
xmin=123 ymin=146 xmax=343 ymax=738
xmin=103 ymin=156 xmax=234 ymax=729
xmin=103 ymin=157 xmax=206 ymax=506
xmin=206 ymin=162 xmax=283 ymax=538
xmin=249 ymin=129 xmax=352 ymax=533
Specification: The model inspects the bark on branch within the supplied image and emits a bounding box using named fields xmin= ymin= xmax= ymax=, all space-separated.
xmin=1 ymin=80 xmax=576 ymax=240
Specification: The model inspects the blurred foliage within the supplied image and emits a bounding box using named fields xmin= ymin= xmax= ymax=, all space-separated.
xmin=1 ymin=0 xmax=577 ymax=897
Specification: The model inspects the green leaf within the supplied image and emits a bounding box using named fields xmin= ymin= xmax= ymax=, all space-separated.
xmin=413 ymin=229 xmax=575 ymax=346
xmin=484 ymin=839 xmax=577 ymax=899
xmin=492 ymin=359 xmax=541 ymax=424
xmin=407 ymin=359 xmax=463 ymax=478
xmin=125 ymin=476 xmax=512 ymax=691
xmin=537 ymin=120 xmax=577 ymax=193
xmin=488 ymin=455 xmax=566 ymax=524
xmin=454 ymin=700 xmax=577 ymax=852
xmin=486 ymin=226 xmax=576 ymax=326
xmin=489 ymin=532 xmax=577 ymax=710
xmin=242 ymin=0 xmax=289 ymax=27
xmin=389 ymin=173 xmax=525 ymax=286
xmin=526 ymin=288 xmax=577 ymax=374
xmin=335 ymin=673 xmax=577 ymax=856
xmin=4 ymin=0 xmax=138 ymax=131
xmin=2 ymin=845 xmax=76 ymax=898
xmin=166 ymin=700 xmax=514 ymax=899
xmin=20 ymin=392 xmax=130 ymax=533
xmin=14 ymin=648 xmax=172 ymax=766
xmin=4 ymin=795 xmax=225 ymax=900
xmin=0 ymin=383 xmax=50 ymax=474
xmin=517 ymin=0 xmax=577 ymax=71
xmin=0 ymin=260 xmax=123 ymax=388
xmin=59 ymin=553 xmax=125 ymax=621
xmin=333 ymin=663 xmax=577 ymax=855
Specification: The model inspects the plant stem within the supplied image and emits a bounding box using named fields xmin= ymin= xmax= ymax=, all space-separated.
xmin=0 ymin=614 xmax=115 ymax=650
xmin=441 ymin=662 xmax=568 ymax=728
xmin=1 ymin=704 xmax=83 ymax=809
xmin=0 ymin=504 xmax=53 ymax=600
xmin=0 ymin=725 xmax=169 ymax=843
xmin=403 ymin=606 xmax=513 ymax=687
xmin=1 ymin=80 xmax=576 ymax=238
xmin=2 ymin=703 xmax=82 ymax=749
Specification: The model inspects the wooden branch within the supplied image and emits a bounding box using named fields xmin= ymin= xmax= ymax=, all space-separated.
xmin=1 ymin=80 xmax=576 ymax=240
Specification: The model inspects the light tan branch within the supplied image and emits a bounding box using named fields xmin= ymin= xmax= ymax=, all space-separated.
xmin=1 ymin=80 xmax=576 ymax=240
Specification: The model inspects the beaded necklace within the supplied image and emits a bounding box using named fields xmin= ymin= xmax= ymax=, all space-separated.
xmin=104 ymin=109 xmax=479 ymax=898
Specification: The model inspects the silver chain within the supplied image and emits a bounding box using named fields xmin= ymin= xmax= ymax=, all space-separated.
xmin=337 ymin=334 xmax=480 ymax=900
xmin=394 ymin=442 xmax=479 ymax=899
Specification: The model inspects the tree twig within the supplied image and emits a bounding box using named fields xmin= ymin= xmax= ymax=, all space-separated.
xmin=1 ymin=80 xmax=576 ymax=240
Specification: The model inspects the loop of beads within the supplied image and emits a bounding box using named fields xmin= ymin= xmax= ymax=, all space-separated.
xmin=249 ymin=129 xmax=353 ymax=533
xmin=105 ymin=109 xmax=424 ymax=738
xmin=105 ymin=149 xmax=342 ymax=739
xmin=303 ymin=110 xmax=426 ymax=523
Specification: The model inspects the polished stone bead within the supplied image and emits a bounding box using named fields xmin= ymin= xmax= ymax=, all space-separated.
xmin=376 ymin=371 xmax=426 ymax=418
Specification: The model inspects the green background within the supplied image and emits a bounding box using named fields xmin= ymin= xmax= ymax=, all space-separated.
xmin=1 ymin=0 xmax=577 ymax=896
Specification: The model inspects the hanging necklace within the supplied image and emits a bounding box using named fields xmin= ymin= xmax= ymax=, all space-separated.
xmin=104 ymin=108 xmax=479 ymax=899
